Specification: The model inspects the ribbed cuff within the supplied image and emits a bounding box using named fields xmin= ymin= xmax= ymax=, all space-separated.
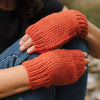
xmin=22 ymin=55 xmax=52 ymax=89
xmin=25 ymin=24 xmax=47 ymax=53
xmin=71 ymin=10 xmax=88 ymax=38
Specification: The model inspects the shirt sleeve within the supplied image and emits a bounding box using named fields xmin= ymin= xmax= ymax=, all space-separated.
xmin=33 ymin=0 xmax=64 ymax=23
xmin=42 ymin=0 xmax=64 ymax=15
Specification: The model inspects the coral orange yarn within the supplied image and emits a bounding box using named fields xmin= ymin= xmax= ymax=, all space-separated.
xmin=26 ymin=10 xmax=88 ymax=53
xmin=22 ymin=49 xmax=85 ymax=89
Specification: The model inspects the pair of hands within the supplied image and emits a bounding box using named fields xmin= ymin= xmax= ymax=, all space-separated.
xmin=19 ymin=34 xmax=91 ymax=66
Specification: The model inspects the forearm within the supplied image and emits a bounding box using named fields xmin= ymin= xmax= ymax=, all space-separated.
xmin=63 ymin=6 xmax=100 ymax=59
xmin=84 ymin=21 xmax=100 ymax=59
xmin=0 ymin=85 xmax=30 ymax=98
xmin=0 ymin=65 xmax=30 ymax=98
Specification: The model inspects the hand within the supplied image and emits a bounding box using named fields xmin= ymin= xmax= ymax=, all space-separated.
xmin=20 ymin=10 xmax=88 ymax=53
xmin=19 ymin=34 xmax=35 ymax=54
xmin=22 ymin=49 xmax=90 ymax=89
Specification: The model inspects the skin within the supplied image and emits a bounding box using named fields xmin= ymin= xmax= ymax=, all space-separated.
xmin=0 ymin=0 xmax=98 ymax=98
xmin=0 ymin=65 xmax=30 ymax=98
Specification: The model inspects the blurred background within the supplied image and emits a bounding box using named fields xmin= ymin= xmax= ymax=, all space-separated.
xmin=60 ymin=0 xmax=100 ymax=100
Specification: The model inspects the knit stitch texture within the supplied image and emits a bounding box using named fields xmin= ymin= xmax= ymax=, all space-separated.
xmin=25 ymin=10 xmax=88 ymax=53
xmin=22 ymin=49 xmax=85 ymax=89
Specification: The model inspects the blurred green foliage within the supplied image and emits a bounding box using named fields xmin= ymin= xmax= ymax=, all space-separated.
xmin=60 ymin=0 xmax=100 ymax=28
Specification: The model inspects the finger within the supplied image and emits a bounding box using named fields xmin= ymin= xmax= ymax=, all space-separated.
xmin=19 ymin=34 xmax=30 ymax=45
xmin=85 ymin=58 xmax=91 ymax=64
xmin=85 ymin=67 xmax=87 ymax=70
xmin=83 ymin=52 xmax=88 ymax=57
xmin=27 ymin=46 xmax=35 ymax=54
xmin=20 ymin=38 xmax=33 ymax=51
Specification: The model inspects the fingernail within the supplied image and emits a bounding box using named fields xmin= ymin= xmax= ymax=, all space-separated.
xmin=27 ymin=48 xmax=32 ymax=53
xmin=20 ymin=46 xmax=25 ymax=51
xmin=20 ymin=40 xmax=23 ymax=45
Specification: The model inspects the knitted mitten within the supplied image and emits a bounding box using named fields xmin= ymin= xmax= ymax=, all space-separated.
xmin=25 ymin=10 xmax=88 ymax=53
xmin=22 ymin=49 xmax=85 ymax=89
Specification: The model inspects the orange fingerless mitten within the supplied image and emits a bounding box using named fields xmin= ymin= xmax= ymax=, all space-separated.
xmin=26 ymin=10 xmax=88 ymax=53
xmin=22 ymin=49 xmax=85 ymax=89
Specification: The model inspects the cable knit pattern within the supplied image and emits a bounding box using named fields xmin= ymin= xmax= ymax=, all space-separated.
xmin=25 ymin=10 xmax=88 ymax=53
xmin=22 ymin=49 xmax=85 ymax=89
